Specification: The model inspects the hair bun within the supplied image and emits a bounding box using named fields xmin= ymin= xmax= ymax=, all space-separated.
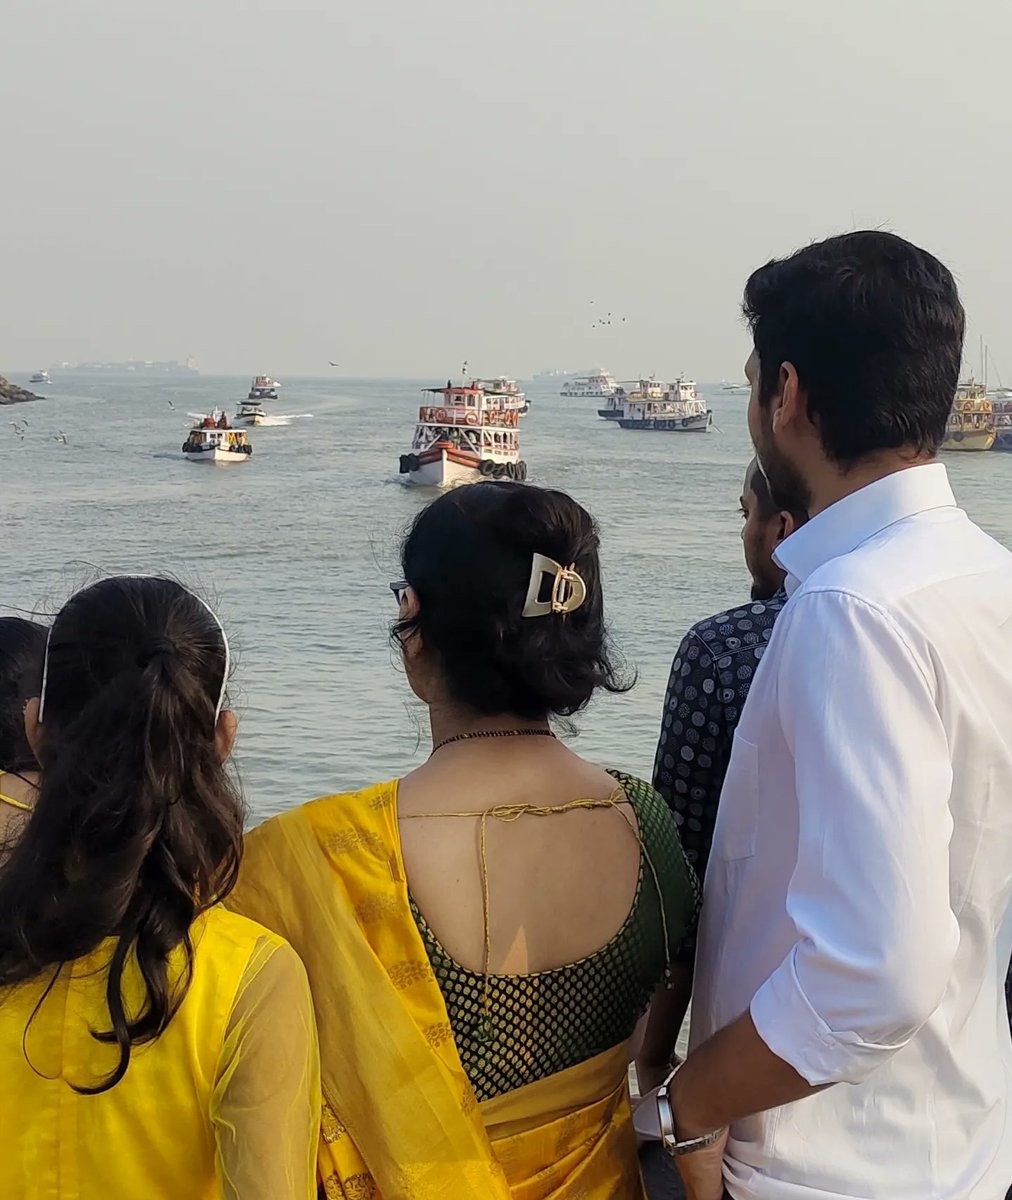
xmin=398 ymin=482 xmax=630 ymax=719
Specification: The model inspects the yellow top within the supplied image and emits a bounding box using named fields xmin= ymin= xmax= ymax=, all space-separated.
xmin=0 ymin=905 xmax=321 ymax=1200
xmin=229 ymin=780 xmax=651 ymax=1199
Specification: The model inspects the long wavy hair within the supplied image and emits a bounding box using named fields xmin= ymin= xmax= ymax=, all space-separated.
xmin=0 ymin=577 xmax=244 ymax=1093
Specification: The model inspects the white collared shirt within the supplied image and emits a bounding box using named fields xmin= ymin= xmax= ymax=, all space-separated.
xmin=692 ymin=463 xmax=1012 ymax=1200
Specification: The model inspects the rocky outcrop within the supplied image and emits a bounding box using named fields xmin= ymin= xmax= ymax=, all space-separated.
xmin=0 ymin=376 xmax=39 ymax=405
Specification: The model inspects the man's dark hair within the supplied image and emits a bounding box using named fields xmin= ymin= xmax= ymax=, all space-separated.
xmin=743 ymin=231 xmax=965 ymax=464
xmin=746 ymin=459 xmax=807 ymax=526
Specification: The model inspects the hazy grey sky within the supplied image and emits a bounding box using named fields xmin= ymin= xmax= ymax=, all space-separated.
xmin=3 ymin=0 xmax=1010 ymax=380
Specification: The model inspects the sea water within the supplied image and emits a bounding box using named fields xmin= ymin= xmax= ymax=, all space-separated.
xmin=3 ymin=373 xmax=1009 ymax=819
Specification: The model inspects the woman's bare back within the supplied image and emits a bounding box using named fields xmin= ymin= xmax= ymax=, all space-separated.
xmin=397 ymin=738 xmax=643 ymax=977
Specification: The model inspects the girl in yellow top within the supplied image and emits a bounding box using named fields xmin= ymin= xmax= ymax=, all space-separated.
xmin=0 ymin=577 xmax=321 ymax=1200
xmin=230 ymin=483 xmax=699 ymax=1199
xmin=0 ymin=615 xmax=47 ymax=843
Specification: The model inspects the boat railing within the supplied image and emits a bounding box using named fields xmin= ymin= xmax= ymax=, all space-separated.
xmin=418 ymin=405 xmax=520 ymax=428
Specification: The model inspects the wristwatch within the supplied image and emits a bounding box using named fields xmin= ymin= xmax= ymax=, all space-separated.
xmin=656 ymin=1064 xmax=726 ymax=1157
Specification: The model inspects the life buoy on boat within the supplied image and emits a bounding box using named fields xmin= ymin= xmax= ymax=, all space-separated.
xmin=436 ymin=409 xmax=449 ymax=423
xmin=465 ymin=412 xmax=478 ymax=426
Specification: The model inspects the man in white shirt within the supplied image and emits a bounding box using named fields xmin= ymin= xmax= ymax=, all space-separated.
xmin=668 ymin=231 xmax=1012 ymax=1200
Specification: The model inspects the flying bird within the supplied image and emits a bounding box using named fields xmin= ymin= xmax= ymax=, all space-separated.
xmin=166 ymin=399 xmax=175 ymax=409
xmin=53 ymin=431 xmax=68 ymax=444
xmin=329 ymin=361 xmax=340 ymax=367
xmin=9 ymin=421 xmax=26 ymax=440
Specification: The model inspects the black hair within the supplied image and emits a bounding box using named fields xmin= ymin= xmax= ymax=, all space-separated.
xmin=743 ymin=230 xmax=965 ymax=464
xmin=395 ymin=482 xmax=629 ymax=720
xmin=0 ymin=617 xmax=47 ymax=773
xmin=0 ymin=577 xmax=244 ymax=1093
xmin=746 ymin=459 xmax=808 ymax=526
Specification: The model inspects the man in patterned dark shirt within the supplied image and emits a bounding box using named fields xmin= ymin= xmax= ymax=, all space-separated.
xmin=653 ymin=458 xmax=806 ymax=885
xmin=637 ymin=460 xmax=807 ymax=1198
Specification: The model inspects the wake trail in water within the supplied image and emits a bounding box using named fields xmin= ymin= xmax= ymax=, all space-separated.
xmin=256 ymin=413 xmax=315 ymax=426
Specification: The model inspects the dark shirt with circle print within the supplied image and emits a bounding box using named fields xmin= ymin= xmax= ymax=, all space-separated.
xmin=653 ymin=590 xmax=786 ymax=898
xmin=653 ymin=589 xmax=1012 ymax=1031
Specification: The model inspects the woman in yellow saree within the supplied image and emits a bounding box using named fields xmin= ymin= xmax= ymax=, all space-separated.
xmin=231 ymin=483 xmax=698 ymax=1199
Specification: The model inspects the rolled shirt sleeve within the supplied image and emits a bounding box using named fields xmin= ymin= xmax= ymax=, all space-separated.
xmin=750 ymin=589 xmax=959 ymax=1086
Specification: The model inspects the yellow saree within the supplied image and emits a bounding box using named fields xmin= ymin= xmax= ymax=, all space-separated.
xmin=229 ymin=781 xmax=647 ymax=1199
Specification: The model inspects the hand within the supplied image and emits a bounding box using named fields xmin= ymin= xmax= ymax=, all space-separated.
xmin=674 ymin=1127 xmax=729 ymax=1200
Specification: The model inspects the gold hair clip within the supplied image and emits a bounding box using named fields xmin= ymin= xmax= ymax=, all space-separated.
xmin=522 ymin=553 xmax=588 ymax=618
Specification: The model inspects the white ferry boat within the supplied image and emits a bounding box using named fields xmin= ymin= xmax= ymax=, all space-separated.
xmin=235 ymin=398 xmax=267 ymax=425
xmin=473 ymin=376 xmax=529 ymax=415
xmin=562 ymin=370 xmax=617 ymax=399
xmin=29 ymin=370 xmax=50 ymax=385
xmin=617 ymin=376 xmax=712 ymax=432
xmin=248 ymin=375 xmax=280 ymax=400
xmin=182 ymin=413 xmax=254 ymax=464
xmin=598 ymin=377 xmax=664 ymax=420
xmin=399 ymin=383 xmax=526 ymax=488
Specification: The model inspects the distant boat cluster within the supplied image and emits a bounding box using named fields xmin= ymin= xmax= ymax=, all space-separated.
xmin=182 ymin=375 xmax=283 ymax=465
xmin=397 ymin=367 xmax=722 ymax=491
xmin=561 ymin=370 xmax=713 ymax=432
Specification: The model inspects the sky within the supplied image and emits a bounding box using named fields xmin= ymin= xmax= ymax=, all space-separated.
xmin=2 ymin=0 xmax=1011 ymax=381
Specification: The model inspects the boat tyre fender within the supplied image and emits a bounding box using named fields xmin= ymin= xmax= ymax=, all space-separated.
xmin=681 ymin=417 xmax=689 ymax=428
xmin=479 ymin=459 xmax=494 ymax=477
xmin=518 ymin=460 xmax=528 ymax=482
xmin=954 ymin=431 xmax=964 ymax=442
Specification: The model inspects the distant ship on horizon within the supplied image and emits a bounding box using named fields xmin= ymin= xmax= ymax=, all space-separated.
xmin=52 ymin=357 xmax=200 ymax=377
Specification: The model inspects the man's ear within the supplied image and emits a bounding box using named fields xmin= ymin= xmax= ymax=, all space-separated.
xmin=777 ymin=510 xmax=800 ymax=545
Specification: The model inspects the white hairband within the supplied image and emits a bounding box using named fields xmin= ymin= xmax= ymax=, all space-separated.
xmin=37 ymin=579 xmax=230 ymax=726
